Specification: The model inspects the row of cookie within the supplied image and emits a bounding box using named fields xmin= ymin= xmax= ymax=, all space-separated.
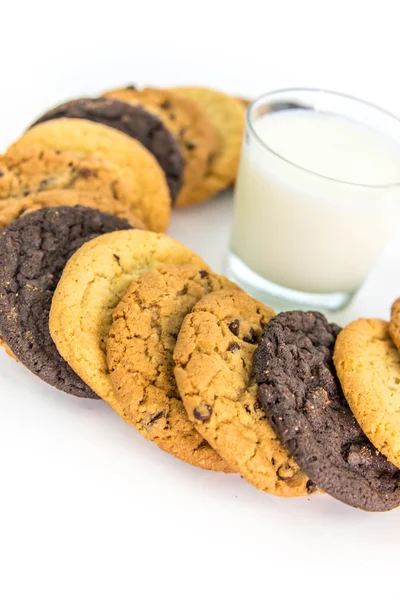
xmin=0 ymin=86 xmax=247 ymax=231
xmin=3 ymin=202 xmax=397 ymax=512
xmin=0 ymin=205 xmax=309 ymax=496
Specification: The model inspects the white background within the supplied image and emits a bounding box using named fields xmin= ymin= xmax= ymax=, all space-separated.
xmin=1 ymin=2 xmax=400 ymax=598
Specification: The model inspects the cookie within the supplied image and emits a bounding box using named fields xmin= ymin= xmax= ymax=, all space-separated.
xmin=334 ymin=318 xmax=400 ymax=471
xmin=10 ymin=118 xmax=170 ymax=232
xmin=30 ymin=98 xmax=183 ymax=202
xmin=0 ymin=189 xmax=146 ymax=230
xmin=254 ymin=311 xmax=400 ymax=511
xmin=173 ymin=290 xmax=313 ymax=496
xmin=0 ymin=206 xmax=132 ymax=397
xmin=0 ymin=145 xmax=141 ymax=211
xmin=389 ymin=298 xmax=400 ymax=351
xmin=172 ymin=87 xmax=246 ymax=205
xmin=102 ymin=87 xmax=218 ymax=207
xmin=236 ymin=96 xmax=251 ymax=109
xmin=107 ymin=266 xmax=237 ymax=471
xmin=49 ymin=230 xmax=208 ymax=420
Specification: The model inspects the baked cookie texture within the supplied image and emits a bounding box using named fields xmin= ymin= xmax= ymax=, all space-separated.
xmin=172 ymin=87 xmax=246 ymax=205
xmin=49 ymin=230 xmax=208 ymax=421
xmin=107 ymin=266 xmax=237 ymax=471
xmin=0 ymin=145 xmax=140 ymax=209
xmin=173 ymin=289 xmax=313 ymax=497
xmin=102 ymin=86 xmax=218 ymax=207
xmin=0 ymin=189 xmax=146 ymax=230
xmin=254 ymin=311 xmax=400 ymax=512
xmin=389 ymin=298 xmax=400 ymax=351
xmin=9 ymin=118 xmax=170 ymax=232
xmin=0 ymin=206 xmax=132 ymax=397
xmin=30 ymin=97 xmax=184 ymax=202
xmin=334 ymin=318 xmax=400 ymax=470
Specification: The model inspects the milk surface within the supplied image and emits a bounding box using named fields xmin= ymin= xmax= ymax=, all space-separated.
xmin=231 ymin=110 xmax=400 ymax=294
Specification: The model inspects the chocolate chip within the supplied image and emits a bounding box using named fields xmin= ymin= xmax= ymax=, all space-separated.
xmin=125 ymin=84 xmax=137 ymax=90
xmin=78 ymin=168 xmax=97 ymax=179
xmin=185 ymin=141 xmax=196 ymax=150
xmin=39 ymin=176 xmax=56 ymax=190
xmin=228 ymin=342 xmax=240 ymax=353
xmin=148 ymin=411 xmax=164 ymax=425
xmin=306 ymin=480 xmax=317 ymax=494
xmin=22 ymin=190 xmax=31 ymax=197
xmin=228 ymin=319 xmax=240 ymax=336
xmin=271 ymin=457 xmax=276 ymax=466
xmin=193 ymin=404 xmax=213 ymax=422
xmin=243 ymin=327 xmax=257 ymax=344
xmin=113 ymin=254 xmax=120 ymax=265
xmin=160 ymin=100 xmax=172 ymax=110
xmin=277 ymin=464 xmax=296 ymax=481
xmin=199 ymin=270 xmax=209 ymax=279
xmin=0 ymin=171 xmax=4 ymax=178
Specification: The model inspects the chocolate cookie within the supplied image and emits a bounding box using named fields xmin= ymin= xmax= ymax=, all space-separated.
xmin=30 ymin=98 xmax=184 ymax=202
xmin=253 ymin=311 xmax=400 ymax=511
xmin=0 ymin=206 xmax=131 ymax=397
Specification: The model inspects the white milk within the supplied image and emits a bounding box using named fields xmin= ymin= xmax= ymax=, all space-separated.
xmin=231 ymin=111 xmax=400 ymax=294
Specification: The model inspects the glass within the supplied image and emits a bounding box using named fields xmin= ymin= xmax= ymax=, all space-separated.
xmin=227 ymin=88 xmax=400 ymax=311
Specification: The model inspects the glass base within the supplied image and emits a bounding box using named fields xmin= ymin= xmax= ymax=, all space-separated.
xmin=226 ymin=252 xmax=356 ymax=313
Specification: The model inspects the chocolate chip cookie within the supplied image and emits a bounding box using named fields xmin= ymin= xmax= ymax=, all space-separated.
xmin=0 ymin=206 xmax=131 ymax=397
xmin=102 ymin=86 xmax=218 ymax=207
xmin=0 ymin=189 xmax=146 ymax=230
xmin=0 ymin=145 xmax=140 ymax=209
xmin=10 ymin=118 xmax=170 ymax=232
xmin=49 ymin=230 xmax=208 ymax=421
xmin=173 ymin=290 xmax=313 ymax=496
xmin=334 ymin=318 xmax=400 ymax=470
xmin=172 ymin=87 xmax=246 ymax=205
xmin=30 ymin=98 xmax=184 ymax=202
xmin=253 ymin=311 xmax=400 ymax=511
xmin=107 ymin=266 xmax=237 ymax=470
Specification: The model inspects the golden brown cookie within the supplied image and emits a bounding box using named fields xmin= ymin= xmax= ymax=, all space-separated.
xmin=107 ymin=266 xmax=238 ymax=471
xmin=389 ymin=298 xmax=400 ymax=351
xmin=0 ymin=145 xmax=141 ymax=210
xmin=236 ymin=96 xmax=251 ymax=109
xmin=172 ymin=87 xmax=246 ymax=205
xmin=0 ymin=337 xmax=18 ymax=361
xmin=49 ymin=230 xmax=208 ymax=421
xmin=0 ymin=189 xmax=146 ymax=230
xmin=102 ymin=86 xmax=218 ymax=207
xmin=173 ymin=289 xmax=312 ymax=497
xmin=334 ymin=318 xmax=400 ymax=470
xmin=9 ymin=119 xmax=170 ymax=232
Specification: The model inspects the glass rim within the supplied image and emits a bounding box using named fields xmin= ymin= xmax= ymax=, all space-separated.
xmin=247 ymin=87 xmax=400 ymax=189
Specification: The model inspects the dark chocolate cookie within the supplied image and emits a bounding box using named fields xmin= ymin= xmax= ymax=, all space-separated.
xmin=30 ymin=98 xmax=184 ymax=202
xmin=253 ymin=311 xmax=400 ymax=512
xmin=0 ymin=206 xmax=131 ymax=398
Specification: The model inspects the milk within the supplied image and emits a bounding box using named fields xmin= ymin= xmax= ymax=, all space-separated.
xmin=231 ymin=111 xmax=400 ymax=294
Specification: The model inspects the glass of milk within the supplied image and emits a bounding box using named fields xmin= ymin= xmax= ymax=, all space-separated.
xmin=227 ymin=88 xmax=400 ymax=311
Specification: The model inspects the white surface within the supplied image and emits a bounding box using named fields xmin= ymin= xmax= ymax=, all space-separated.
xmin=1 ymin=2 xmax=400 ymax=598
